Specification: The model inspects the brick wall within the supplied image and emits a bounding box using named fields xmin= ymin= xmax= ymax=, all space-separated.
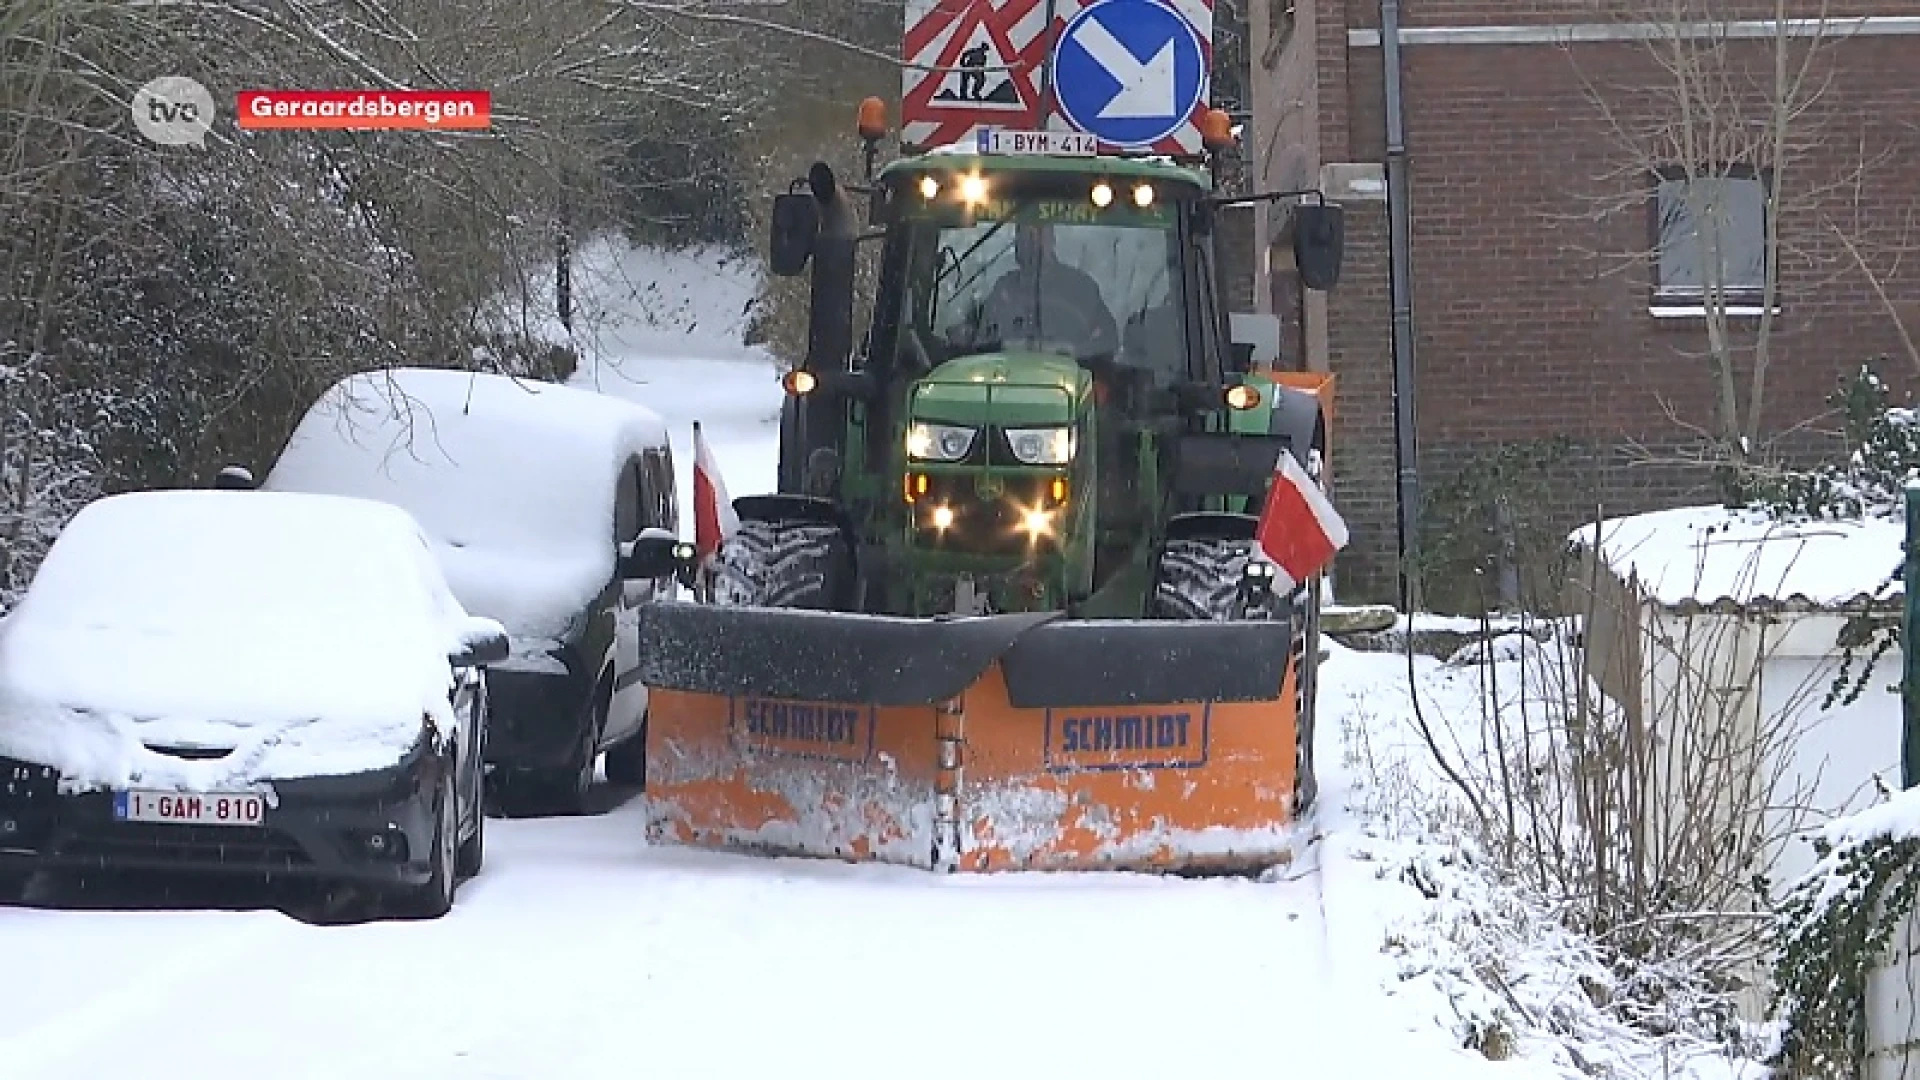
xmin=1273 ymin=3 xmax=1920 ymax=606
xmin=1343 ymin=0 xmax=1920 ymax=29
xmin=1323 ymin=196 xmax=1402 ymax=602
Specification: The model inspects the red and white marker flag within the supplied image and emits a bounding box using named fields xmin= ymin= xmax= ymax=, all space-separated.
xmin=1254 ymin=449 xmax=1348 ymax=592
xmin=692 ymin=421 xmax=738 ymax=561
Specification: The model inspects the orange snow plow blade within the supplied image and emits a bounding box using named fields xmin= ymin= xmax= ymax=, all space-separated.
xmin=637 ymin=606 xmax=1306 ymax=873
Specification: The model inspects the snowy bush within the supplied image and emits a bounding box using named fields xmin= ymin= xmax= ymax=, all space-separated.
xmin=0 ymin=0 xmax=835 ymax=599
xmin=1772 ymin=792 xmax=1920 ymax=1080
xmin=1735 ymin=363 xmax=1911 ymax=710
xmin=1334 ymin=647 xmax=1774 ymax=1075
xmin=1376 ymin=364 xmax=1920 ymax=1051
xmin=1742 ymin=363 xmax=1920 ymax=523
xmin=1378 ymin=562 xmax=1866 ymax=1066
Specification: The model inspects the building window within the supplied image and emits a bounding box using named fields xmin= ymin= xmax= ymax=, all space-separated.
xmin=1652 ymin=167 xmax=1770 ymax=314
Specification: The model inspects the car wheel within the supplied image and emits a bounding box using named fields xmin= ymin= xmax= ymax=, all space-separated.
xmin=456 ymin=762 xmax=485 ymax=879
xmin=493 ymin=689 xmax=600 ymax=818
xmin=396 ymin=764 xmax=458 ymax=919
xmin=457 ymin=697 xmax=487 ymax=875
xmin=602 ymin=713 xmax=647 ymax=787
xmin=0 ymin=866 xmax=34 ymax=906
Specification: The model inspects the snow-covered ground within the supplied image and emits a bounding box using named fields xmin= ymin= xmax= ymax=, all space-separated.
xmin=554 ymin=237 xmax=785 ymax=522
xmin=0 ymin=238 xmax=1768 ymax=1079
xmin=1 ymin=803 xmax=1334 ymax=1078
xmin=0 ymin=645 xmax=1758 ymax=1079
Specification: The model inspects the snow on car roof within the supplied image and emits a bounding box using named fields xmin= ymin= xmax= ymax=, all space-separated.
xmin=262 ymin=368 xmax=671 ymax=636
xmin=15 ymin=488 xmax=448 ymax=628
xmin=1570 ymin=504 xmax=1905 ymax=609
xmin=0 ymin=490 xmax=481 ymax=785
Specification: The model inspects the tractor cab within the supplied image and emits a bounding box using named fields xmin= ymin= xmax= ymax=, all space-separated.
xmin=872 ymin=156 xmax=1229 ymax=606
xmin=762 ymin=103 xmax=1343 ymax=617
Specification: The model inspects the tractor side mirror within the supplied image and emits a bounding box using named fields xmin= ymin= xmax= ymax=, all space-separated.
xmin=1293 ymin=203 xmax=1344 ymax=291
xmin=770 ymin=192 xmax=818 ymax=277
xmin=622 ymin=528 xmax=695 ymax=580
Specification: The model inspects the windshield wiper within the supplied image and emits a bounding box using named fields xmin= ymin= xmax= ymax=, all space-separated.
xmin=932 ymin=245 xmax=963 ymax=290
xmin=944 ymin=195 xmax=1033 ymax=295
xmin=952 ymin=211 xmax=1018 ymax=271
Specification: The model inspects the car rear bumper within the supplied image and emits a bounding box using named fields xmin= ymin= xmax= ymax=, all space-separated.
xmin=484 ymin=667 xmax=593 ymax=770
xmin=0 ymin=750 xmax=444 ymax=888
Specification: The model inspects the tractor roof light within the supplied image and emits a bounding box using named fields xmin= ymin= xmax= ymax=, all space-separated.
xmin=1132 ymin=183 xmax=1154 ymax=208
xmin=1091 ymin=182 xmax=1113 ymax=208
xmin=857 ymin=96 xmax=888 ymax=141
xmin=1225 ymin=383 xmax=1261 ymax=410
xmin=782 ymin=369 xmax=818 ymax=395
xmin=919 ymin=175 xmax=940 ymax=199
xmin=959 ymin=172 xmax=989 ymax=205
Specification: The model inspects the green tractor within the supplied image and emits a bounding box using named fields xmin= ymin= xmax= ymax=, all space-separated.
xmin=712 ymin=127 xmax=1345 ymax=624
xmin=621 ymin=115 xmax=1352 ymax=866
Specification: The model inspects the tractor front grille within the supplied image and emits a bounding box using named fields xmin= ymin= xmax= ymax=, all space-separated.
xmin=909 ymin=472 xmax=1065 ymax=556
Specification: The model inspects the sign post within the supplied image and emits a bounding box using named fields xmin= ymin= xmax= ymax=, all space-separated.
xmin=1905 ymin=481 xmax=1919 ymax=787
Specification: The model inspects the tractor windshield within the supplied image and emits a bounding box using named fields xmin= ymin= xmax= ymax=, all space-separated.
xmin=898 ymin=191 xmax=1187 ymax=385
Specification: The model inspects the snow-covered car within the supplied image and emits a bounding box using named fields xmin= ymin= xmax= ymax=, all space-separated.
xmin=262 ymin=367 xmax=678 ymax=816
xmin=0 ymin=489 xmax=505 ymax=917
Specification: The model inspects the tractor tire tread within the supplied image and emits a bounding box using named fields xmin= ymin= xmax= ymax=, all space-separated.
xmin=1150 ymin=537 xmax=1264 ymax=621
xmin=712 ymin=518 xmax=844 ymax=609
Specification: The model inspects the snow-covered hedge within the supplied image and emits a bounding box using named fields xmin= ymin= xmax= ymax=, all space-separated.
xmin=1744 ymin=364 xmax=1919 ymax=524
xmin=1743 ymin=364 xmax=1915 ymax=711
xmin=1773 ymin=789 xmax=1920 ymax=1079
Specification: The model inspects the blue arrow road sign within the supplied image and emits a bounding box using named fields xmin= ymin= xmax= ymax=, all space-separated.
xmin=1051 ymin=0 xmax=1206 ymax=148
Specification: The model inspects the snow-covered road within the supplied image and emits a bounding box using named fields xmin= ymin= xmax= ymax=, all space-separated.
xmin=0 ymin=789 xmax=1349 ymax=1079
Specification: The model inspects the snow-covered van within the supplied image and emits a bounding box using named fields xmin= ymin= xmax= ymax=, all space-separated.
xmin=264 ymin=367 xmax=678 ymax=816
xmin=0 ymin=489 xmax=506 ymax=918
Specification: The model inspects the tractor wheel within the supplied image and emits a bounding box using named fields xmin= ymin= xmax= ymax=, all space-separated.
xmin=1154 ymin=536 xmax=1319 ymax=813
xmin=711 ymin=518 xmax=849 ymax=609
xmin=1148 ymin=537 xmax=1280 ymax=621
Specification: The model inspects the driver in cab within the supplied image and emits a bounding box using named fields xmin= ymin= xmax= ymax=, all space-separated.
xmin=961 ymin=222 xmax=1119 ymax=359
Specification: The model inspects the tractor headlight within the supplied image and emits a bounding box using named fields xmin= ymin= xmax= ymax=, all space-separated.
xmin=906 ymin=422 xmax=977 ymax=462
xmin=1005 ymin=426 xmax=1075 ymax=465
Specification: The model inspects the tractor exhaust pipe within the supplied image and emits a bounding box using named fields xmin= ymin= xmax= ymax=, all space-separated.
xmin=766 ymin=163 xmax=861 ymax=494
xmin=804 ymin=162 xmax=858 ymax=377
xmin=797 ymin=163 xmax=858 ymax=494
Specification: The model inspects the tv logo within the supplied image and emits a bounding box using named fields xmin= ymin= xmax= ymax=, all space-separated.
xmin=132 ymin=76 xmax=214 ymax=147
